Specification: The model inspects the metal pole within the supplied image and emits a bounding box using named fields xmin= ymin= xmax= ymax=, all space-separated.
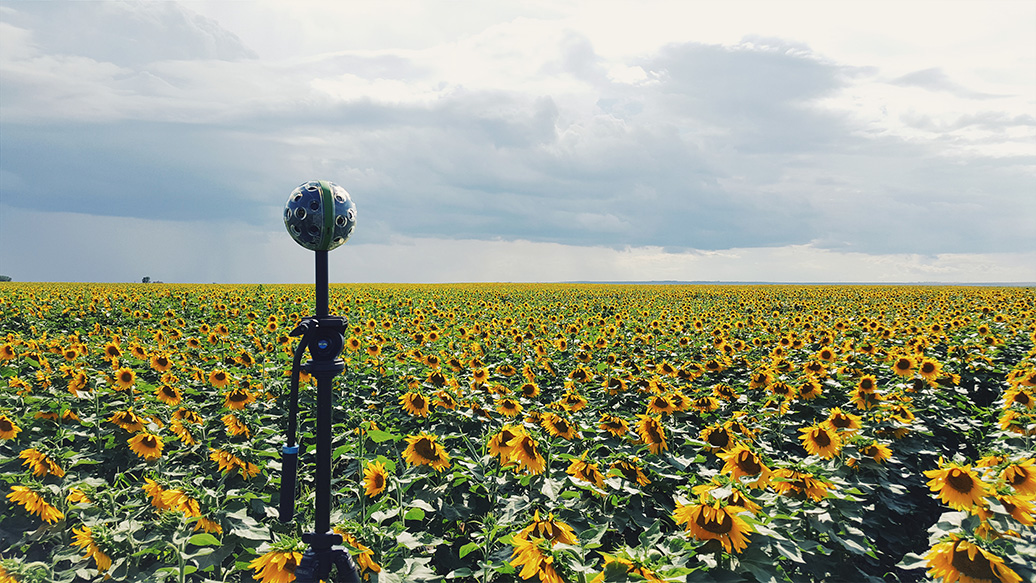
xmin=316 ymin=250 xmax=329 ymax=317
xmin=314 ymin=370 xmax=332 ymax=537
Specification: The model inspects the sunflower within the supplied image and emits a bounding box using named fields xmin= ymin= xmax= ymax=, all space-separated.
xmin=610 ymin=458 xmax=650 ymax=486
xmin=0 ymin=343 xmax=16 ymax=360
xmin=646 ymin=394 xmax=675 ymax=415
xmin=712 ymin=383 xmax=739 ymax=401
xmin=169 ymin=420 xmax=196 ymax=445
xmin=598 ymin=414 xmax=629 ymax=437
xmin=592 ymin=553 xmax=667 ymax=583
xmin=7 ymin=485 xmax=64 ymax=523
xmin=824 ymin=408 xmax=863 ymax=433
xmin=509 ymin=537 xmax=564 ymax=583
xmin=109 ymin=409 xmax=145 ymax=432
xmin=560 ymin=391 xmax=588 ymax=412
xmin=72 ymin=526 xmax=112 ymax=573
xmin=66 ymin=487 xmax=91 ymax=505
xmin=173 ymin=408 xmax=204 ymax=424
xmin=128 ymin=432 xmax=164 ymax=461
xmin=155 ymin=384 xmax=181 ymax=406
xmin=690 ymin=395 xmax=721 ymax=413
xmin=488 ymin=425 xmax=525 ymax=463
xmin=1003 ymin=387 xmax=1034 ymax=410
xmin=541 ymin=413 xmax=578 ymax=441
xmin=113 ymin=367 xmax=136 ymax=390
xmin=770 ymin=468 xmax=833 ymax=501
xmin=701 ymin=423 xmax=736 ymax=452
xmin=249 ymin=548 xmax=304 ymax=583
xmin=1001 ymin=458 xmax=1036 ymax=496
xmin=495 ymin=397 xmax=523 ymax=417
xmin=399 ymin=391 xmax=431 ymax=417
xmin=891 ymin=355 xmax=916 ymax=377
xmin=68 ymin=371 xmax=89 ymax=396
xmin=19 ymin=448 xmax=65 ymax=478
xmin=799 ymin=424 xmax=843 ymax=459
xmin=719 ymin=445 xmax=771 ymax=487
xmin=859 ymin=442 xmax=893 ymax=464
xmin=515 ymin=510 xmax=579 ymax=546
xmin=925 ymin=535 xmax=1022 ymax=583
xmin=0 ymin=413 xmax=21 ymax=439
xmin=924 ymin=462 xmax=991 ymax=511
xmin=798 ymin=379 xmax=823 ymax=400
xmin=673 ymin=499 xmax=753 ymax=554
xmin=636 ymin=414 xmax=667 ymax=454
xmin=208 ymin=369 xmax=232 ymax=389
xmin=338 ymin=529 xmax=382 ymax=575
xmin=223 ymin=386 xmax=255 ymax=410
xmin=994 ymin=494 xmax=1035 ymax=526
xmin=222 ymin=413 xmax=252 ymax=438
xmin=566 ymin=453 xmax=605 ymax=488
xmin=363 ymin=460 xmax=389 ymax=497
xmin=918 ymin=358 xmax=944 ymax=383
xmin=210 ymin=448 xmax=261 ymax=478
xmin=508 ymin=434 xmax=546 ymax=475
xmin=519 ymin=382 xmax=540 ymax=399
xmin=143 ymin=478 xmax=170 ymax=510
xmin=402 ymin=433 xmax=451 ymax=472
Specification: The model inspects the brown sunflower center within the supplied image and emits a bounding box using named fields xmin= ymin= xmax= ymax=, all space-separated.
xmin=372 ymin=473 xmax=385 ymax=489
xmin=413 ymin=438 xmax=441 ymax=462
xmin=859 ymin=378 xmax=874 ymax=390
xmin=0 ymin=419 xmax=12 ymax=431
xmin=708 ymin=428 xmax=731 ymax=447
xmin=895 ymin=359 xmax=912 ymax=371
xmin=812 ymin=430 xmax=832 ymax=447
xmin=411 ymin=395 xmax=426 ymax=409
xmin=947 ymin=468 xmax=975 ymax=493
xmin=520 ymin=438 xmax=537 ymax=458
xmin=143 ymin=436 xmax=158 ymax=448
xmin=1013 ymin=392 xmax=1032 ymax=405
xmin=643 ymin=421 xmax=663 ymax=443
xmin=120 ymin=372 xmax=133 ymax=383
xmin=161 ymin=386 xmax=177 ymax=398
xmin=921 ymin=362 xmax=937 ymax=374
xmin=652 ymin=397 xmax=669 ymax=409
xmin=830 ymin=414 xmax=852 ymax=428
xmin=553 ymin=419 xmax=571 ymax=433
xmin=695 ymin=509 xmax=734 ymax=534
xmin=736 ymin=451 xmax=762 ymax=475
xmin=949 ymin=541 xmax=997 ymax=581
xmin=229 ymin=391 xmax=248 ymax=402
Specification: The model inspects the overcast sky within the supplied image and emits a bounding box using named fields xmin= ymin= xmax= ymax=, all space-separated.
xmin=1 ymin=0 xmax=1034 ymax=283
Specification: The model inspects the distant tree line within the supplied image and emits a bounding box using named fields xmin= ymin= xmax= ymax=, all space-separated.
xmin=0 ymin=275 xmax=11 ymax=282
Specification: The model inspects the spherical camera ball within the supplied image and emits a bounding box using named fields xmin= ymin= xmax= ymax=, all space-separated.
xmin=283 ymin=181 xmax=356 ymax=251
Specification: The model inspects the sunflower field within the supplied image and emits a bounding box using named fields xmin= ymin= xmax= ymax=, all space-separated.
xmin=1 ymin=282 xmax=1035 ymax=583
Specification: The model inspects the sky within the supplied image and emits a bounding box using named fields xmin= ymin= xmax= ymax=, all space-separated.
xmin=1 ymin=0 xmax=1034 ymax=284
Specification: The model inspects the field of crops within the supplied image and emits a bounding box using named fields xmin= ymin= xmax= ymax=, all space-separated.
xmin=0 ymin=282 xmax=1034 ymax=583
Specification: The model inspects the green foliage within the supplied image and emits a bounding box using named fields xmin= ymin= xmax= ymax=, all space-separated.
xmin=0 ymin=283 xmax=1033 ymax=582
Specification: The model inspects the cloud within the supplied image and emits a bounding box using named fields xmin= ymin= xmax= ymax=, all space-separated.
xmin=890 ymin=67 xmax=1001 ymax=100
xmin=2 ymin=204 xmax=1033 ymax=284
xmin=1 ymin=1 xmax=1033 ymax=285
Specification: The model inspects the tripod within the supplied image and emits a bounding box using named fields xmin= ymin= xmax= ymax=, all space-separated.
xmin=279 ymin=250 xmax=361 ymax=583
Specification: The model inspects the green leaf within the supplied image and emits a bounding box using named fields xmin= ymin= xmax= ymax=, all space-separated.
xmin=187 ymin=533 xmax=221 ymax=546
xmin=404 ymin=507 xmax=426 ymax=521
xmin=367 ymin=429 xmax=401 ymax=443
xmin=459 ymin=542 xmax=479 ymax=559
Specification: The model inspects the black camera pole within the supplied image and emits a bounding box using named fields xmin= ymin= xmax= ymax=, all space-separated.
xmin=279 ymin=180 xmax=359 ymax=582
xmin=280 ymin=253 xmax=361 ymax=582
